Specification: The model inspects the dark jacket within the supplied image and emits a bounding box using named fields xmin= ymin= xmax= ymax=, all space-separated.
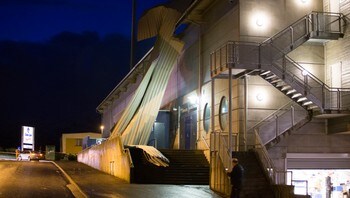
xmin=229 ymin=164 xmax=244 ymax=188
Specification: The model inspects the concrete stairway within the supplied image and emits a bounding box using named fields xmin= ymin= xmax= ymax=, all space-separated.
xmin=130 ymin=148 xmax=209 ymax=185
xmin=232 ymin=151 xmax=275 ymax=198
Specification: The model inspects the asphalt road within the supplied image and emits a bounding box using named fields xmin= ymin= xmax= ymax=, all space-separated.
xmin=0 ymin=161 xmax=74 ymax=198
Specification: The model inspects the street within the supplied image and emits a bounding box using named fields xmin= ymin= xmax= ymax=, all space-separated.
xmin=0 ymin=161 xmax=74 ymax=198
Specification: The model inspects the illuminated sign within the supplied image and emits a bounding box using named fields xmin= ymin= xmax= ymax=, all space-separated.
xmin=21 ymin=126 xmax=35 ymax=151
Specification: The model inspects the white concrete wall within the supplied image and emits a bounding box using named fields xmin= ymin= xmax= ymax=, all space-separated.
xmin=77 ymin=136 xmax=131 ymax=183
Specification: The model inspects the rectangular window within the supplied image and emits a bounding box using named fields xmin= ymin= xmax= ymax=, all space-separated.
xmin=75 ymin=139 xmax=82 ymax=146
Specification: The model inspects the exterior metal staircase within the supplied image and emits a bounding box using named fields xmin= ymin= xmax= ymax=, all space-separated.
xmin=248 ymin=102 xmax=311 ymax=148
xmin=210 ymin=12 xmax=350 ymax=115
xmin=260 ymin=70 xmax=319 ymax=111
xmin=209 ymin=12 xmax=349 ymax=196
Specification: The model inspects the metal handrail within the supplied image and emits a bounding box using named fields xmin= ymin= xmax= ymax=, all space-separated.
xmin=201 ymin=135 xmax=210 ymax=150
xmin=247 ymin=101 xmax=294 ymax=133
xmin=254 ymin=130 xmax=292 ymax=185
xmin=211 ymin=12 xmax=350 ymax=111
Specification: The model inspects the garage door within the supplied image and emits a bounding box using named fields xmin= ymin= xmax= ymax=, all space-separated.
xmin=286 ymin=153 xmax=350 ymax=169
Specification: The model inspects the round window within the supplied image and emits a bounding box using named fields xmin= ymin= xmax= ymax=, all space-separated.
xmin=203 ymin=103 xmax=210 ymax=133
xmin=219 ymin=96 xmax=228 ymax=131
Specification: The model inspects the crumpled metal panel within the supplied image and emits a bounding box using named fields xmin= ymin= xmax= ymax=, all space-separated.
xmin=109 ymin=5 xmax=184 ymax=147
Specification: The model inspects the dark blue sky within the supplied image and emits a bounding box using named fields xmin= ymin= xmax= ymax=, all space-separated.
xmin=0 ymin=0 xmax=167 ymax=42
xmin=0 ymin=0 xmax=168 ymax=150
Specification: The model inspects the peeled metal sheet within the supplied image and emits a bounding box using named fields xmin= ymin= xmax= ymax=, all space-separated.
xmin=109 ymin=5 xmax=184 ymax=147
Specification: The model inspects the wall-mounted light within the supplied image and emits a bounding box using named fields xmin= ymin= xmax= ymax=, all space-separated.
xmin=300 ymin=0 xmax=308 ymax=3
xmin=251 ymin=12 xmax=268 ymax=29
xmin=256 ymin=92 xmax=265 ymax=101
xmin=188 ymin=95 xmax=198 ymax=105
xmin=100 ymin=125 xmax=104 ymax=134
xmin=256 ymin=17 xmax=264 ymax=27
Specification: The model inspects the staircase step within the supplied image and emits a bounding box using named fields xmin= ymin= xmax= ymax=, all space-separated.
xmin=231 ymin=152 xmax=275 ymax=198
xmin=276 ymin=82 xmax=286 ymax=88
xmin=130 ymin=148 xmax=209 ymax=185
xmin=260 ymin=71 xmax=271 ymax=76
xmin=303 ymin=101 xmax=313 ymax=106
xmin=270 ymin=79 xmax=282 ymax=84
xmin=264 ymin=74 xmax=277 ymax=80
xmin=297 ymin=97 xmax=308 ymax=102
xmin=307 ymin=105 xmax=318 ymax=110
xmin=292 ymin=93 xmax=302 ymax=98
xmin=286 ymin=89 xmax=296 ymax=95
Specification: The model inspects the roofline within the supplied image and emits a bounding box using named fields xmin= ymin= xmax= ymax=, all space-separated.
xmin=175 ymin=0 xmax=200 ymax=28
xmin=96 ymin=0 xmax=200 ymax=114
xmin=96 ymin=47 xmax=154 ymax=113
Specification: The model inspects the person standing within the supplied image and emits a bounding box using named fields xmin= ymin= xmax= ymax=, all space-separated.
xmin=227 ymin=158 xmax=244 ymax=198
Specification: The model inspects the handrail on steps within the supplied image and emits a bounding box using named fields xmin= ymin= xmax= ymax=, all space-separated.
xmin=254 ymin=130 xmax=292 ymax=185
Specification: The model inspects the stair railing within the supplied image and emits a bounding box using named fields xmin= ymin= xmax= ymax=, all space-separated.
xmin=269 ymin=45 xmax=350 ymax=111
xmin=210 ymin=12 xmax=350 ymax=111
xmin=201 ymin=135 xmax=210 ymax=150
xmin=262 ymin=12 xmax=344 ymax=55
xmin=211 ymin=12 xmax=344 ymax=72
xmin=247 ymin=101 xmax=294 ymax=133
xmin=253 ymin=103 xmax=308 ymax=146
xmin=211 ymin=130 xmax=239 ymax=169
xmin=254 ymin=130 xmax=292 ymax=185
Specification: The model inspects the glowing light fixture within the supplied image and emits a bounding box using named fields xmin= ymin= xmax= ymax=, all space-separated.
xmin=256 ymin=17 xmax=264 ymax=27
xmin=300 ymin=0 xmax=307 ymax=3
xmin=256 ymin=93 xmax=265 ymax=101
xmin=188 ymin=95 xmax=198 ymax=104
xmin=252 ymin=12 xmax=268 ymax=28
xmin=100 ymin=125 xmax=104 ymax=134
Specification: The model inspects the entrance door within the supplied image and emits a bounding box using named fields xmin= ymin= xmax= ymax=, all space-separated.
xmin=180 ymin=108 xmax=197 ymax=150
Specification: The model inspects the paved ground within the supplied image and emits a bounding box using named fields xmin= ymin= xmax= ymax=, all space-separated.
xmin=56 ymin=161 xmax=224 ymax=198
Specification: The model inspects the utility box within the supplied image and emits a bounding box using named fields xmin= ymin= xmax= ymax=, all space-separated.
xmin=45 ymin=145 xmax=55 ymax=161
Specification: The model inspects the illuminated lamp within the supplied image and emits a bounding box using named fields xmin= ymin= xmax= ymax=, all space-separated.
xmin=256 ymin=17 xmax=264 ymax=27
xmin=256 ymin=93 xmax=264 ymax=101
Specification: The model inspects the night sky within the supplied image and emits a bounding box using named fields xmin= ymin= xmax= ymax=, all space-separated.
xmin=0 ymin=0 xmax=167 ymax=150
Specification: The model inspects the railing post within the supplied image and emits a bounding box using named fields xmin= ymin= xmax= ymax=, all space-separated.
xmin=290 ymin=26 xmax=294 ymax=49
xmin=275 ymin=115 xmax=278 ymax=138
xmin=304 ymin=73 xmax=308 ymax=95
xmin=291 ymin=105 xmax=295 ymax=126
xmin=337 ymin=88 xmax=341 ymax=110
xmin=322 ymin=83 xmax=325 ymax=110
xmin=282 ymin=56 xmax=286 ymax=79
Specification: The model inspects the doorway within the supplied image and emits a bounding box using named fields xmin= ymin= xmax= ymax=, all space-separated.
xmin=180 ymin=107 xmax=197 ymax=150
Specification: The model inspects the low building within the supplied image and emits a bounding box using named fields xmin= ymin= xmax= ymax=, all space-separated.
xmin=61 ymin=132 xmax=101 ymax=154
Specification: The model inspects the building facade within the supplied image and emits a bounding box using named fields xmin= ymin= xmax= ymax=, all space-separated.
xmin=61 ymin=132 xmax=101 ymax=154
xmin=93 ymin=0 xmax=350 ymax=196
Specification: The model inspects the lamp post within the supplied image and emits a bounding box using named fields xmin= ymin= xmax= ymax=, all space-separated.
xmin=100 ymin=125 xmax=104 ymax=134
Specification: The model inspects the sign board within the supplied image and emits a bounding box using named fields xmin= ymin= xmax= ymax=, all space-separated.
xmin=21 ymin=126 xmax=35 ymax=151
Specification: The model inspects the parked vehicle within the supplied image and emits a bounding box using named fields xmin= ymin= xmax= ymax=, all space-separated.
xmin=17 ymin=150 xmax=44 ymax=161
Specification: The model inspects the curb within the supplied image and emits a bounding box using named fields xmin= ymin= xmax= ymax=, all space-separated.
xmin=49 ymin=161 xmax=88 ymax=198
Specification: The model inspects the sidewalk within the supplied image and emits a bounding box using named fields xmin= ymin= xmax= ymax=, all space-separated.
xmin=55 ymin=161 xmax=223 ymax=198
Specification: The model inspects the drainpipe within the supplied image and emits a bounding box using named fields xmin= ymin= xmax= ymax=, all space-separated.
xmin=197 ymin=24 xmax=202 ymax=148
xmin=229 ymin=68 xmax=233 ymax=154
xmin=244 ymin=76 xmax=248 ymax=151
